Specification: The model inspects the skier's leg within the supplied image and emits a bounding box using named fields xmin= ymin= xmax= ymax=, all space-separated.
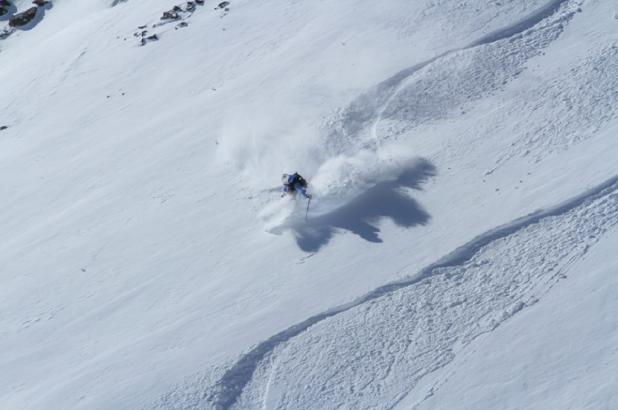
xmin=295 ymin=185 xmax=310 ymax=199
xmin=281 ymin=185 xmax=291 ymax=197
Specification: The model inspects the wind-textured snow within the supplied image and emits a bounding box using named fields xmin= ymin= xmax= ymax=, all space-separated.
xmin=206 ymin=176 xmax=618 ymax=410
xmin=1 ymin=0 xmax=617 ymax=409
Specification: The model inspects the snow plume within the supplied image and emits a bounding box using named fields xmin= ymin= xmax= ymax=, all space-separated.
xmin=308 ymin=144 xmax=418 ymax=213
xmin=258 ymin=196 xmax=299 ymax=233
xmin=216 ymin=100 xmax=322 ymax=185
xmin=216 ymin=98 xmax=420 ymax=230
xmin=259 ymin=143 xmax=421 ymax=232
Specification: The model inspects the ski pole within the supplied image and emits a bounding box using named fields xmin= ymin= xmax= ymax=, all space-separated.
xmin=305 ymin=197 xmax=311 ymax=220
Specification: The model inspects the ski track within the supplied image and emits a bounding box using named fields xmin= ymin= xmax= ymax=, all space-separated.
xmin=326 ymin=0 xmax=582 ymax=156
xmin=203 ymin=174 xmax=618 ymax=409
xmin=489 ymin=41 xmax=618 ymax=170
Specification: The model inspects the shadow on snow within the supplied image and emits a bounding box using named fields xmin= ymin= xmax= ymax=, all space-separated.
xmin=0 ymin=2 xmax=17 ymax=22
xmin=292 ymin=159 xmax=436 ymax=252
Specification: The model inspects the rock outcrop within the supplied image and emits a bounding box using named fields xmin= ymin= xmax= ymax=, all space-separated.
xmin=8 ymin=6 xmax=37 ymax=27
xmin=0 ymin=0 xmax=13 ymax=17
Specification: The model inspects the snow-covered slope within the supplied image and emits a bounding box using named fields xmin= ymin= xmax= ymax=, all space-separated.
xmin=0 ymin=0 xmax=617 ymax=409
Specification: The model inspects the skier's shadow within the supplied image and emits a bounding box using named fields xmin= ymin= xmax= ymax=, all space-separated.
xmin=292 ymin=159 xmax=436 ymax=252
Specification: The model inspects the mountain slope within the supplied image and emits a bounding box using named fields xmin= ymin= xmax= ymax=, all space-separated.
xmin=0 ymin=0 xmax=617 ymax=409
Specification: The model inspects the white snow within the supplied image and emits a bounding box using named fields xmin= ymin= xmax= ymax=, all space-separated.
xmin=0 ymin=0 xmax=617 ymax=409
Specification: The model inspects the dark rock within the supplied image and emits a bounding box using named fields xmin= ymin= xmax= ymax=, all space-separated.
xmin=0 ymin=0 xmax=10 ymax=17
xmin=0 ymin=125 xmax=8 ymax=131
xmin=141 ymin=33 xmax=159 ymax=46
xmin=0 ymin=28 xmax=13 ymax=39
xmin=32 ymin=0 xmax=48 ymax=6
xmin=177 ymin=21 xmax=188 ymax=28
xmin=161 ymin=10 xmax=180 ymax=20
xmin=186 ymin=1 xmax=195 ymax=12
xmin=216 ymin=1 xmax=229 ymax=9
xmin=195 ymin=0 xmax=204 ymax=4
xmin=9 ymin=6 xmax=37 ymax=27
xmin=137 ymin=24 xmax=147 ymax=29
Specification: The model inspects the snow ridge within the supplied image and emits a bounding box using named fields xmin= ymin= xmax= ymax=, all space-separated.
xmin=473 ymin=0 xmax=572 ymax=45
xmin=202 ymin=175 xmax=618 ymax=409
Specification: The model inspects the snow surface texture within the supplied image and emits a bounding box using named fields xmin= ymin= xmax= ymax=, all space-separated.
xmin=1 ymin=0 xmax=618 ymax=408
xmin=204 ymin=176 xmax=618 ymax=410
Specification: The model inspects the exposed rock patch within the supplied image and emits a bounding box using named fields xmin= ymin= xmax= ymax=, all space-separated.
xmin=1 ymin=0 xmax=52 ymax=36
xmin=0 ymin=0 xmax=16 ymax=19
xmin=8 ymin=6 xmax=37 ymax=27
xmin=140 ymin=33 xmax=159 ymax=46
xmin=132 ymin=1 xmax=229 ymax=47
xmin=215 ymin=1 xmax=229 ymax=10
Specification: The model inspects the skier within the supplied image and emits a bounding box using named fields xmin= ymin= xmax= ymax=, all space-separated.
xmin=281 ymin=172 xmax=312 ymax=199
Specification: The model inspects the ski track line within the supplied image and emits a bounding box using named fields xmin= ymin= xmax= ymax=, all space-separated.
xmin=260 ymin=356 xmax=279 ymax=410
xmin=205 ymin=174 xmax=618 ymax=410
xmin=346 ymin=0 xmax=579 ymax=152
